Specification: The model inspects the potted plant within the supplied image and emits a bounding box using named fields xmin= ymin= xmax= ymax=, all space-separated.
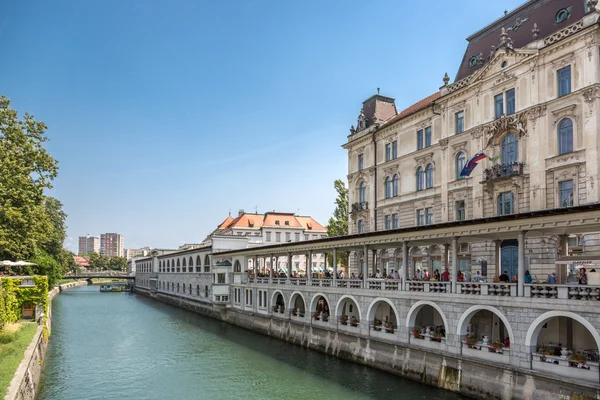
xmin=322 ymin=312 xmax=329 ymax=322
xmin=273 ymin=305 xmax=279 ymax=312
xmin=432 ymin=328 xmax=443 ymax=342
xmin=373 ymin=319 xmax=382 ymax=331
xmin=413 ymin=326 xmax=422 ymax=339
xmin=384 ymin=321 xmax=394 ymax=333
xmin=350 ymin=316 xmax=358 ymax=327
xmin=313 ymin=312 xmax=320 ymax=321
xmin=279 ymin=306 xmax=285 ymax=314
xmin=569 ymin=351 xmax=587 ymax=367
xmin=491 ymin=339 xmax=503 ymax=352
xmin=340 ymin=315 xmax=348 ymax=325
xmin=465 ymin=335 xmax=478 ymax=348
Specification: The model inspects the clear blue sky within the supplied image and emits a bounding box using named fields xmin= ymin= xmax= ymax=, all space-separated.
xmin=0 ymin=0 xmax=525 ymax=252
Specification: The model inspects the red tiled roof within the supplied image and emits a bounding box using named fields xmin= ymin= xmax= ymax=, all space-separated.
xmin=295 ymin=216 xmax=327 ymax=232
xmin=218 ymin=215 xmax=234 ymax=229
xmin=227 ymin=214 xmax=265 ymax=229
xmin=382 ymin=92 xmax=440 ymax=129
xmin=73 ymin=256 xmax=90 ymax=268
xmin=263 ymin=213 xmax=302 ymax=228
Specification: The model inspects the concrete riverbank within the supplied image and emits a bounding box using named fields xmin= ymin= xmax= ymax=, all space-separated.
xmin=4 ymin=280 xmax=91 ymax=400
xmin=135 ymin=287 xmax=598 ymax=400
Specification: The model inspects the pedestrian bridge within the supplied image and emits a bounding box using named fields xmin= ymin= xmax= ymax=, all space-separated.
xmin=64 ymin=272 xmax=135 ymax=280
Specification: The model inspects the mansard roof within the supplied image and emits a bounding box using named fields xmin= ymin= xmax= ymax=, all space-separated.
xmin=455 ymin=0 xmax=589 ymax=81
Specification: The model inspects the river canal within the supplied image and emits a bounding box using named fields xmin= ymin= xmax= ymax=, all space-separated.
xmin=37 ymin=285 xmax=466 ymax=400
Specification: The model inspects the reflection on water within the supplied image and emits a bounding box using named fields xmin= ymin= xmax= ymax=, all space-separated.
xmin=37 ymin=285 xmax=466 ymax=400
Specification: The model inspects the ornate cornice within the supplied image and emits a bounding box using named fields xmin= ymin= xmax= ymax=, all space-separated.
xmin=415 ymin=152 xmax=434 ymax=166
xmin=551 ymin=104 xmax=579 ymax=127
xmin=583 ymin=84 xmax=600 ymax=116
xmin=483 ymin=112 xmax=528 ymax=148
xmin=439 ymin=138 xmax=449 ymax=151
xmin=527 ymin=105 xmax=547 ymax=129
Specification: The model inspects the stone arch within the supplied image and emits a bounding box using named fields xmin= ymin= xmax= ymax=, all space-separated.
xmin=456 ymin=305 xmax=514 ymax=343
xmin=309 ymin=293 xmax=331 ymax=314
xmin=525 ymin=311 xmax=600 ymax=351
xmin=405 ymin=300 xmax=449 ymax=332
xmin=366 ymin=297 xmax=400 ymax=328
xmin=335 ymin=295 xmax=362 ymax=321
xmin=271 ymin=290 xmax=286 ymax=310
xmin=289 ymin=291 xmax=306 ymax=315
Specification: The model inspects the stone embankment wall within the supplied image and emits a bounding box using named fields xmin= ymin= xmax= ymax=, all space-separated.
xmin=4 ymin=280 xmax=88 ymax=400
xmin=135 ymin=287 xmax=597 ymax=400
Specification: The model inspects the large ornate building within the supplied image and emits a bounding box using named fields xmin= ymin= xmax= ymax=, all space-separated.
xmin=345 ymin=0 xmax=600 ymax=282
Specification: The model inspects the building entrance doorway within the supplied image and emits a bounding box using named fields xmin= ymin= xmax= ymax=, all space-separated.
xmin=500 ymin=239 xmax=518 ymax=280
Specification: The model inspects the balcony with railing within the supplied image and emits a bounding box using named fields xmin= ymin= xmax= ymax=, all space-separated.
xmin=482 ymin=162 xmax=524 ymax=182
xmin=351 ymin=202 xmax=368 ymax=212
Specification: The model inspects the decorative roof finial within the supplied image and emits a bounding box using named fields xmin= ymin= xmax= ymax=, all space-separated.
xmin=499 ymin=28 xmax=514 ymax=53
xmin=532 ymin=23 xmax=540 ymax=39
xmin=500 ymin=27 xmax=508 ymax=44
xmin=504 ymin=10 xmax=508 ymax=16
xmin=377 ymin=87 xmax=380 ymax=95
xmin=443 ymin=72 xmax=450 ymax=86
xmin=589 ymin=0 xmax=598 ymax=12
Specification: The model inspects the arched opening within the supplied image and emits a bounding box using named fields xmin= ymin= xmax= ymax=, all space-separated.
xmin=457 ymin=306 xmax=512 ymax=357
xmin=407 ymin=302 xmax=447 ymax=343
xmin=310 ymin=294 xmax=330 ymax=322
xmin=204 ymin=255 xmax=210 ymax=272
xmin=176 ymin=259 xmax=181 ymax=273
xmin=289 ymin=292 xmax=306 ymax=317
xmin=182 ymin=257 xmax=187 ymax=272
xmin=167 ymin=260 xmax=170 ymax=272
xmin=501 ymin=133 xmax=518 ymax=164
xmin=425 ymin=163 xmax=434 ymax=189
xmin=234 ymin=260 xmax=241 ymax=273
xmin=336 ymin=296 xmax=360 ymax=327
xmin=527 ymin=311 xmax=600 ymax=381
xmin=272 ymin=291 xmax=285 ymax=313
xmin=367 ymin=299 xmax=398 ymax=334
xmin=196 ymin=255 xmax=202 ymax=272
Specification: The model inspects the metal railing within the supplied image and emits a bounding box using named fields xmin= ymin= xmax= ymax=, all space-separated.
xmin=482 ymin=162 xmax=524 ymax=182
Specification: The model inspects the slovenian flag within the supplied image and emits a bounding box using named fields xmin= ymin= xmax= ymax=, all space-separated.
xmin=460 ymin=153 xmax=487 ymax=177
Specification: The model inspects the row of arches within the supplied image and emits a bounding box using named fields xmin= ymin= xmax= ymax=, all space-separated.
xmin=158 ymin=255 xmax=211 ymax=273
xmin=269 ymin=291 xmax=600 ymax=354
xmin=159 ymin=281 xmax=210 ymax=298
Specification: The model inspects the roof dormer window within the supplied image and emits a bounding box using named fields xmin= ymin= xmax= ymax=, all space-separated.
xmin=468 ymin=56 xmax=477 ymax=68
xmin=555 ymin=7 xmax=571 ymax=23
xmin=284 ymin=221 xmax=289 ymax=226
xmin=275 ymin=220 xmax=280 ymax=225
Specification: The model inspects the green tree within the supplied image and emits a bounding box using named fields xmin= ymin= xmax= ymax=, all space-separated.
xmin=27 ymin=250 xmax=61 ymax=288
xmin=108 ymin=256 xmax=128 ymax=272
xmin=0 ymin=96 xmax=59 ymax=262
xmin=327 ymin=179 xmax=349 ymax=268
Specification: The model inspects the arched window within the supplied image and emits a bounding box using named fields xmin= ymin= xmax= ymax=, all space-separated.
xmin=558 ymin=119 xmax=573 ymax=155
xmin=182 ymin=258 xmax=186 ymax=267
xmin=501 ymin=133 xmax=518 ymax=164
xmin=204 ymin=255 xmax=210 ymax=272
xmin=177 ymin=259 xmax=180 ymax=266
xmin=392 ymin=174 xmax=399 ymax=197
xmin=167 ymin=260 xmax=170 ymax=272
xmin=425 ymin=164 xmax=434 ymax=189
xmin=384 ymin=176 xmax=391 ymax=199
xmin=196 ymin=255 xmax=201 ymax=272
xmin=416 ymin=167 xmax=424 ymax=191
xmin=189 ymin=256 xmax=193 ymax=267
xmin=359 ymin=182 xmax=366 ymax=204
xmin=456 ymin=152 xmax=466 ymax=180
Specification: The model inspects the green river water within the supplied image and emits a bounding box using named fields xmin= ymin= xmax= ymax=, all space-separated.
xmin=37 ymin=285 xmax=466 ymax=400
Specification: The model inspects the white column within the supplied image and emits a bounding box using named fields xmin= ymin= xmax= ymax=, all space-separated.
xmin=402 ymin=242 xmax=409 ymax=283
xmin=518 ymin=231 xmax=526 ymax=297
xmin=287 ymin=253 xmax=292 ymax=281
xmin=363 ymin=245 xmax=369 ymax=285
xmin=452 ymin=237 xmax=459 ymax=293
xmin=307 ymin=251 xmax=312 ymax=282
xmin=269 ymin=253 xmax=274 ymax=283
xmin=333 ymin=248 xmax=338 ymax=286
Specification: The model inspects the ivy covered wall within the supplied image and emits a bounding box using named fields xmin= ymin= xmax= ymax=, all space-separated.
xmin=0 ymin=276 xmax=48 ymax=331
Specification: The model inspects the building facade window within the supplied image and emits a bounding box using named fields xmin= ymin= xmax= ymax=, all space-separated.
xmin=392 ymin=174 xmax=398 ymax=196
xmin=456 ymin=152 xmax=466 ymax=180
xmin=495 ymin=89 xmax=515 ymax=119
xmin=425 ymin=207 xmax=433 ymax=225
xmin=558 ymin=118 xmax=573 ymax=155
xmin=455 ymin=111 xmax=464 ymax=134
xmin=385 ymin=176 xmax=392 ymax=199
xmin=266 ymin=232 xmax=271 ymax=242
xmin=358 ymin=220 xmax=364 ymax=233
xmin=416 ymin=167 xmax=424 ymax=191
xmin=416 ymin=209 xmax=424 ymax=226
xmin=558 ymin=66 xmax=571 ymax=97
xmin=285 ymin=232 xmax=291 ymax=242
xmin=358 ymin=153 xmax=364 ymax=171
xmin=455 ymin=200 xmax=465 ymax=221
xmin=425 ymin=126 xmax=432 ymax=147
xmin=359 ymin=182 xmax=366 ymax=204
xmin=392 ymin=213 xmax=399 ymax=229
xmin=501 ymin=133 xmax=518 ymax=164
xmin=392 ymin=140 xmax=398 ymax=159
xmin=425 ymin=163 xmax=434 ymax=188
xmin=497 ymin=191 xmax=514 ymax=216
xmin=276 ymin=232 xmax=281 ymax=242
xmin=385 ymin=215 xmax=391 ymax=230
xmin=559 ymin=180 xmax=574 ymax=207
xmin=295 ymin=232 xmax=300 ymax=242
xmin=304 ymin=234 xmax=309 ymax=241
xmin=417 ymin=127 xmax=433 ymax=150
xmin=385 ymin=143 xmax=391 ymax=161
xmin=417 ymin=130 xmax=424 ymax=150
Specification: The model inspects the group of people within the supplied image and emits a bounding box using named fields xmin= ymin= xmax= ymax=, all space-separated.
xmin=411 ymin=267 xmax=488 ymax=282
